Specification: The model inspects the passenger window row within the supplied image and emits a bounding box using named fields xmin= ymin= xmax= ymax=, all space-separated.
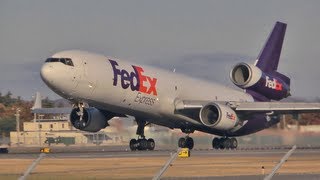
xmin=45 ymin=58 xmax=74 ymax=66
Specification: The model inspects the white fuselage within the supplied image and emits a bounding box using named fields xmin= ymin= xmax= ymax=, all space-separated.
xmin=41 ymin=50 xmax=254 ymax=133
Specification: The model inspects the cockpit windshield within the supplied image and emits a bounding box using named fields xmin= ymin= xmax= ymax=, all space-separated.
xmin=45 ymin=58 xmax=74 ymax=66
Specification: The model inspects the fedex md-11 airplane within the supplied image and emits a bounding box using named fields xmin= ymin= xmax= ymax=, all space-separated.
xmin=40 ymin=22 xmax=320 ymax=150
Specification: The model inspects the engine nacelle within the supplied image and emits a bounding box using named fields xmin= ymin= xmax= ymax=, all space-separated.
xmin=230 ymin=63 xmax=290 ymax=100
xmin=199 ymin=103 xmax=239 ymax=131
xmin=70 ymin=107 xmax=110 ymax=132
xmin=230 ymin=63 xmax=262 ymax=88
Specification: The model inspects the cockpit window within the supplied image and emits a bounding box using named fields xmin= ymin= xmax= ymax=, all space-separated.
xmin=60 ymin=58 xmax=66 ymax=65
xmin=45 ymin=58 xmax=74 ymax=66
xmin=45 ymin=58 xmax=59 ymax=63
xmin=65 ymin=58 xmax=74 ymax=66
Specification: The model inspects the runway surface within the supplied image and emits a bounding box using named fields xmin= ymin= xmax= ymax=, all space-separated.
xmin=2 ymin=147 xmax=320 ymax=159
xmin=2 ymin=145 xmax=320 ymax=158
xmin=0 ymin=146 xmax=319 ymax=179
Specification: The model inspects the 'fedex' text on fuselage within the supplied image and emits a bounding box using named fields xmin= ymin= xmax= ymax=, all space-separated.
xmin=109 ymin=59 xmax=158 ymax=96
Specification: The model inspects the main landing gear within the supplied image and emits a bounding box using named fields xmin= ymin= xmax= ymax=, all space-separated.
xmin=178 ymin=136 xmax=194 ymax=149
xmin=178 ymin=128 xmax=195 ymax=149
xmin=212 ymin=137 xmax=238 ymax=150
xmin=129 ymin=137 xmax=155 ymax=151
xmin=129 ymin=120 xmax=155 ymax=151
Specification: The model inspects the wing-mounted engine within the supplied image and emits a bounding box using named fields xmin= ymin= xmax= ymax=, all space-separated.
xmin=230 ymin=63 xmax=290 ymax=100
xmin=70 ymin=107 xmax=113 ymax=132
xmin=199 ymin=103 xmax=239 ymax=131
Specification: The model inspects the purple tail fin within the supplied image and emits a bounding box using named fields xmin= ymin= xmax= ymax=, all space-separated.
xmin=255 ymin=22 xmax=286 ymax=72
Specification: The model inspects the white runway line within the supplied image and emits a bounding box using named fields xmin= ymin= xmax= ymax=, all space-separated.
xmin=18 ymin=153 xmax=46 ymax=180
xmin=153 ymin=148 xmax=180 ymax=180
xmin=264 ymin=145 xmax=297 ymax=180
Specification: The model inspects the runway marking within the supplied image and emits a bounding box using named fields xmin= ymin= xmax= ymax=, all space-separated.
xmin=264 ymin=145 xmax=297 ymax=180
xmin=18 ymin=153 xmax=46 ymax=180
xmin=153 ymin=148 xmax=180 ymax=180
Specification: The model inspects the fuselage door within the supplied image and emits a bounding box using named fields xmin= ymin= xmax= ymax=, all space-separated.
xmin=67 ymin=59 xmax=80 ymax=89
xmin=82 ymin=60 xmax=98 ymax=95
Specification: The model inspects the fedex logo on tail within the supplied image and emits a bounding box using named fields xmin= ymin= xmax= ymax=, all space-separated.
xmin=265 ymin=76 xmax=282 ymax=91
xmin=109 ymin=59 xmax=158 ymax=96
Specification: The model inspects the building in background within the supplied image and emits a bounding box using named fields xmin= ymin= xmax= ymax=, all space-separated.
xmin=9 ymin=92 xmax=127 ymax=146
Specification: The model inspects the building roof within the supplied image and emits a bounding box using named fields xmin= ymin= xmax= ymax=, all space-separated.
xmin=31 ymin=108 xmax=72 ymax=114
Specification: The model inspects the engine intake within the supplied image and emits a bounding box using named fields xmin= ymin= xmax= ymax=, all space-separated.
xmin=70 ymin=107 xmax=110 ymax=132
xmin=230 ymin=63 xmax=262 ymax=88
xmin=199 ymin=103 xmax=239 ymax=130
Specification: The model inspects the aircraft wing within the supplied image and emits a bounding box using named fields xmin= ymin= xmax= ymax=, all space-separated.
xmin=175 ymin=100 xmax=320 ymax=115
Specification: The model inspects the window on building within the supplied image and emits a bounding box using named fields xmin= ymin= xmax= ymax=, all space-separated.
xmin=62 ymin=124 xmax=65 ymax=128
xmin=39 ymin=124 xmax=42 ymax=129
xmin=50 ymin=124 xmax=53 ymax=129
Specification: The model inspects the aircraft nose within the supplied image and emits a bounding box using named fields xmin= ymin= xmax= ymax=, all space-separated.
xmin=40 ymin=63 xmax=54 ymax=84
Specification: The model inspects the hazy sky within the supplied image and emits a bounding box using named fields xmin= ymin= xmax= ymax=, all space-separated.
xmin=1 ymin=0 xmax=320 ymax=100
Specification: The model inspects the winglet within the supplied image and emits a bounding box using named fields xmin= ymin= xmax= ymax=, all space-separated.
xmin=255 ymin=22 xmax=287 ymax=72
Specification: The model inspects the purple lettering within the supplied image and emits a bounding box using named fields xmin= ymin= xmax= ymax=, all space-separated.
xmin=131 ymin=66 xmax=140 ymax=91
xmin=121 ymin=70 xmax=130 ymax=89
xmin=109 ymin=60 xmax=158 ymax=96
xmin=109 ymin=59 xmax=121 ymax=86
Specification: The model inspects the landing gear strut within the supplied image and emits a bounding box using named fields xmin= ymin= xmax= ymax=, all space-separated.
xmin=71 ymin=102 xmax=86 ymax=129
xmin=212 ymin=137 xmax=238 ymax=150
xmin=129 ymin=120 xmax=155 ymax=151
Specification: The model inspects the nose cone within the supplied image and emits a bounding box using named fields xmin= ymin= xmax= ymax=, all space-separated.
xmin=40 ymin=63 xmax=54 ymax=84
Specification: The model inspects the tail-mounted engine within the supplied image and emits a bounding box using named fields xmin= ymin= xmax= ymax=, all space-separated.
xmin=230 ymin=63 xmax=290 ymax=100
xmin=199 ymin=103 xmax=239 ymax=131
xmin=70 ymin=107 xmax=112 ymax=132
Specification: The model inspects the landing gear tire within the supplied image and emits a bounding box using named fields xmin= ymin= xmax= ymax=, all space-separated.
xmin=178 ymin=137 xmax=186 ymax=148
xmin=137 ymin=139 xmax=148 ymax=150
xmin=185 ymin=137 xmax=194 ymax=149
xmin=230 ymin=138 xmax=238 ymax=149
xmin=212 ymin=137 xmax=237 ymax=150
xmin=147 ymin=138 xmax=155 ymax=150
xmin=130 ymin=139 xmax=137 ymax=151
xmin=223 ymin=138 xmax=232 ymax=150
xmin=212 ymin=138 xmax=220 ymax=149
xmin=178 ymin=137 xmax=194 ymax=149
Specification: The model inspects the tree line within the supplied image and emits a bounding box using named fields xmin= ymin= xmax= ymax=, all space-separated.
xmin=0 ymin=91 xmax=55 ymax=137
